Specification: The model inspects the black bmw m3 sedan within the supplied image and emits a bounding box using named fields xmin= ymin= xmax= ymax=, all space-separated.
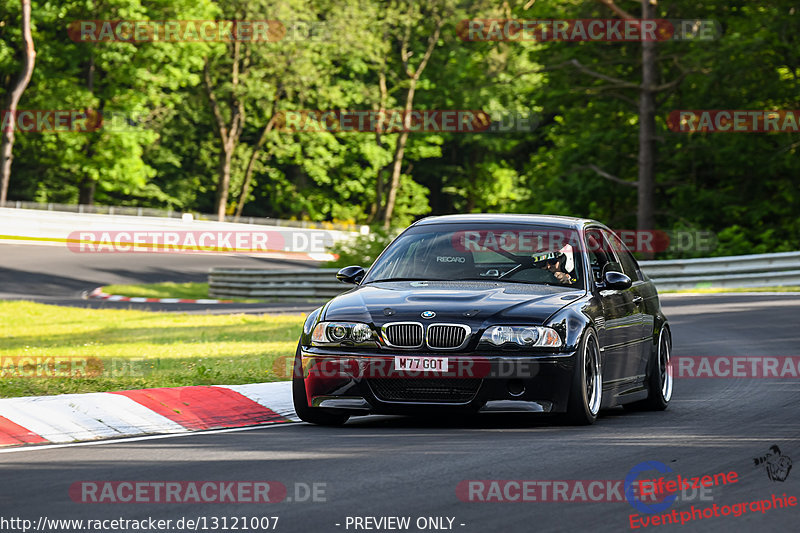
xmin=293 ymin=214 xmax=672 ymax=425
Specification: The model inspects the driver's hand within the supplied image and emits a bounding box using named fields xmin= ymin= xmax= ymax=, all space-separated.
xmin=554 ymin=271 xmax=571 ymax=283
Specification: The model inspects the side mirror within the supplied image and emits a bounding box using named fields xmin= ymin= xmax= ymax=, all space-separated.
xmin=603 ymin=271 xmax=632 ymax=290
xmin=336 ymin=265 xmax=366 ymax=285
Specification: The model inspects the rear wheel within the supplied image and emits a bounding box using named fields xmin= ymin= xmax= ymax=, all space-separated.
xmin=624 ymin=326 xmax=672 ymax=411
xmin=291 ymin=343 xmax=350 ymax=426
xmin=566 ymin=328 xmax=602 ymax=425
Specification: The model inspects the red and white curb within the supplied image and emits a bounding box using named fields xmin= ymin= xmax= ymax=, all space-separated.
xmin=0 ymin=382 xmax=298 ymax=447
xmin=86 ymin=287 xmax=233 ymax=304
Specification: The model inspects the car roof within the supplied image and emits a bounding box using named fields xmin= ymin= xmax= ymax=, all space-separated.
xmin=412 ymin=213 xmax=599 ymax=231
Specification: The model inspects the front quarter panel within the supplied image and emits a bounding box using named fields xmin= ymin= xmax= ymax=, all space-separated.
xmin=544 ymin=296 xmax=594 ymax=354
xmin=300 ymin=306 xmax=324 ymax=346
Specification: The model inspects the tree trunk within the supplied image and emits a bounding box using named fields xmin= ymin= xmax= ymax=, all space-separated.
xmin=637 ymin=0 xmax=657 ymax=258
xmin=79 ymin=54 xmax=99 ymax=205
xmin=594 ymin=0 xmax=661 ymax=257
xmin=78 ymin=177 xmax=96 ymax=205
xmin=234 ymin=146 xmax=262 ymax=221
xmin=204 ymin=40 xmax=244 ymax=222
xmin=234 ymin=103 xmax=280 ymax=220
xmin=367 ymin=67 xmax=388 ymax=223
xmin=0 ymin=0 xmax=36 ymax=205
xmin=216 ymin=146 xmax=233 ymax=221
xmin=234 ymin=144 xmax=271 ymax=220
xmin=381 ymin=84 xmax=415 ymax=229
xmin=381 ymin=15 xmax=443 ymax=228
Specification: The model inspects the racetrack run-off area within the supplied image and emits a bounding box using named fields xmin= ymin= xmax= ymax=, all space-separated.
xmin=1 ymin=293 xmax=799 ymax=532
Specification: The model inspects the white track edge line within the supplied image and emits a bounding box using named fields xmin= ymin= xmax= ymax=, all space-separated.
xmin=0 ymin=421 xmax=303 ymax=454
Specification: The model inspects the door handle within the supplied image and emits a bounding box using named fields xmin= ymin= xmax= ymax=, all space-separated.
xmin=632 ymin=296 xmax=643 ymax=305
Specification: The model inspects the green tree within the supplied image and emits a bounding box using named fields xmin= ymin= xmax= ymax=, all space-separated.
xmin=1 ymin=0 xmax=216 ymax=206
xmin=0 ymin=0 xmax=35 ymax=205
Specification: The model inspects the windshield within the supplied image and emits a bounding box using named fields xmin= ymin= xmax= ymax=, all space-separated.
xmin=363 ymin=223 xmax=585 ymax=289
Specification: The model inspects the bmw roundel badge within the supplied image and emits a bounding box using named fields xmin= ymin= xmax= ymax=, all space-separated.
xmin=421 ymin=311 xmax=436 ymax=319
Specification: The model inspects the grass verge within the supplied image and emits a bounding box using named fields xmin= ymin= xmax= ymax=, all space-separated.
xmin=102 ymin=281 xmax=211 ymax=299
xmin=0 ymin=301 xmax=303 ymax=398
xmin=101 ymin=281 xmax=261 ymax=302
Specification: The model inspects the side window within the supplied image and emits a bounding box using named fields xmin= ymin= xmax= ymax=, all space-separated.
xmin=602 ymin=230 xmax=641 ymax=281
xmin=585 ymin=229 xmax=610 ymax=282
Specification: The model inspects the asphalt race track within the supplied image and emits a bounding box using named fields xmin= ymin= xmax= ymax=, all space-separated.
xmin=1 ymin=293 xmax=799 ymax=532
xmin=0 ymin=243 xmax=322 ymax=313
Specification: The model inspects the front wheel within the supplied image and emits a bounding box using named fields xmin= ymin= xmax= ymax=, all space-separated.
xmin=566 ymin=328 xmax=602 ymax=425
xmin=291 ymin=343 xmax=350 ymax=426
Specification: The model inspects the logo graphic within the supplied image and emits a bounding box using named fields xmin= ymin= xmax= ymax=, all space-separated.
xmin=754 ymin=445 xmax=792 ymax=482
xmin=625 ymin=461 xmax=677 ymax=513
xmin=421 ymin=311 xmax=436 ymax=319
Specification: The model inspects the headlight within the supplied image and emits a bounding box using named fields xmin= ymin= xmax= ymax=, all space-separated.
xmin=312 ymin=321 xmax=374 ymax=346
xmin=480 ymin=326 xmax=562 ymax=348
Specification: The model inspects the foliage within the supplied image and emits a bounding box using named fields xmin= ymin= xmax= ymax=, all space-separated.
xmin=1 ymin=1 xmax=798 ymax=257
xmin=324 ymin=227 xmax=396 ymax=268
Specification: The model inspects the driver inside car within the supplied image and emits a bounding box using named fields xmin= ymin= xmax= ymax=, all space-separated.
xmin=534 ymin=249 xmax=577 ymax=285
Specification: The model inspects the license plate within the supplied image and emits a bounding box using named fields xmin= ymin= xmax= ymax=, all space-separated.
xmin=393 ymin=356 xmax=448 ymax=372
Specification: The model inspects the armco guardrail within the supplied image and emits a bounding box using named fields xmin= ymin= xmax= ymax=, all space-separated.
xmin=638 ymin=251 xmax=800 ymax=291
xmin=0 ymin=200 xmax=366 ymax=232
xmin=208 ymin=251 xmax=800 ymax=299
xmin=208 ymin=268 xmax=345 ymax=299
xmin=0 ymin=207 xmax=359 ymax=259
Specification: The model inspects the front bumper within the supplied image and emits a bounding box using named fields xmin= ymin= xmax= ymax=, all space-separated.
xmin=298 ymin=348 xmax=577 ymax=415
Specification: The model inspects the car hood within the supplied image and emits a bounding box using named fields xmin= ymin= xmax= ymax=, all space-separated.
xmin=322 ymin=281 xmax=583 ymax=326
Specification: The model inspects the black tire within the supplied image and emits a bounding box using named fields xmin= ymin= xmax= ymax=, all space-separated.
xmin=566 ymin=328 xmax=602 ymax=425
xmin=291 ymin=343 xmax=350 ymax=426
xmin=626 ymin=326 xmax=672 ymax=411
